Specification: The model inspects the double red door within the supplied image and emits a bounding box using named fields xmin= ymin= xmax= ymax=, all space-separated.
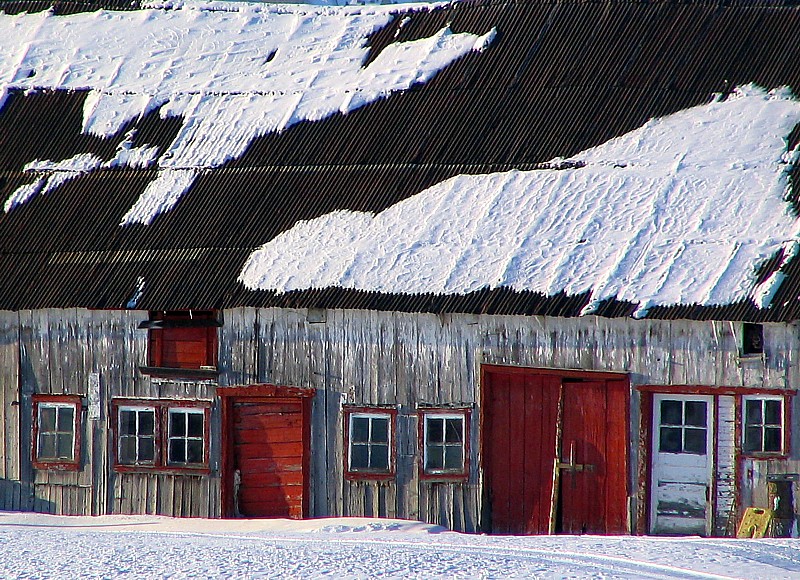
xmin=483 ymin=366 xmax=629 ymax=534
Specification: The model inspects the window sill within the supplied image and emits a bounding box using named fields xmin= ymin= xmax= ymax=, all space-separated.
xmin=33 ymin=461 xmax=80 ymax=472
xmin=114 ymin=464 xmax=210 ymax=476
xmin=420 ymin=472 xmax=469 ymax=482
xmin=139 ymin=366 xmax=219 ymax=380
xmin=344 ymin=471 xmax=395 ymax=482
xmin=741 ymin=452 xmax=788 ymax=460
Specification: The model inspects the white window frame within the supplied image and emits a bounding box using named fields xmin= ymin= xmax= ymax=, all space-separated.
xmin=36 ymin=402 xmax=77 ymax=462
xmin=742 ymin=395 xmax=786 ymax=456
xmin=167 ymin=407 xmax=206 ymax=466
xmin=117 ymin=405 xmax=157 ymax=466
xmin=422 ymin=412 xmax=467 ymax=476
xmin=347 ymin=411 xmax=393 ymax=476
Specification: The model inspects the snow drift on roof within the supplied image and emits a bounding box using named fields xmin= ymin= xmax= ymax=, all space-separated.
xmin=239 ymin=86 xmax=800 ymax=313
xmin=0 ymin=1 xmax=493 ymax=223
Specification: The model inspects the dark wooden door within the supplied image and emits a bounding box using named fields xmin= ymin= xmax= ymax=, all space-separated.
xmin=484 ymin=370 xmax=561 ymax=534
xmin=482 ymin=366 xmax=628 ymax=535
xmin=231 ymin=397 xmax=308 ymax=518
xmin=558 ymin=380 xmax=628 ymax=534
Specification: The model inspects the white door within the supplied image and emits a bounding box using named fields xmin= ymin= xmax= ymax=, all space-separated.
xmin=650 ymin=394 xmax=714 ymax=535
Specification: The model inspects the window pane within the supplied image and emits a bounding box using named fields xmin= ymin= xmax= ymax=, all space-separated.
xmin=38 ymin=433 xmax=56 ymax=459
xmin=57 ymin=407 xmax=74 ymax=432
xmin=169 ymin=439 xmax=185 ymax=463
xmin=745 ymin=400 xmax=762 ymax=425
xmin=764 ymin=400 xmax=782 ymax=425
xmin=659 ymin=427 xmax=682 ymax=453
xmin=351 ymin=417 xmax=369 ymax=443
xmin=56 ymin=434 xmax=73 ymax=459
xmin=685 ymin=402 xmax=707 ymax=427
xmin=744 ymin=426 xmax=762 ymax=453
xmin=139 ymin=411 xmax=155 ymax=436
xmin=120 ymin=410 xmax=137 ymax=435
xmin=351 ymin=443 xmax=369 ymax=469
xmin=661 ymin=401 xmax=682 ymax=425
xmin=40 ymin=407 xmax=56 ymax=432
xmin=170 ymin=412 xmax=186 ymax=437
xmin=427 ymin=418 xmax=444 ymax=443
xmin=119 ymin=436 xmax=136 ymax=463
xmin=764 ymin=427 xmax=782 ymax=452
xmin=187 ymin=412 xmax=204 ymax=437
xmin=426 ymin=446 xmax=444 ymax=470
xmin=445 ymin=419 xmax=463 ymax=443
xmin=370 ymin=443 xmax=389 ymax=470
xmin=138 ymin=436 xmax=155 ymax=462
xmin=444 ymin=446 xmax=463 ymax=470
xmin=371 ymin=418 xmax=389 ymax=444
xmin=187 ymin=440 xmax=203 ymax=463
xmin=684 ymin=428 xmax=707 ymax=454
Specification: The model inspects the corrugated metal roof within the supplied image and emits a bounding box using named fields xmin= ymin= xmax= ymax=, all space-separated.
xmin=2 ymin=0 xmax=800 ymax=320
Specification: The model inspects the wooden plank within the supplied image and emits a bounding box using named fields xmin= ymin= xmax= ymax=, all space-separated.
xmin=0 ymin=311 xmax=19 ymax=497
xmin=306 ymin=307 xmax=327 ymax=518
xmin=485 ymin=369 xmax=511 ymax=532
xmin=235 ymin=409 xmax=301 ymax=426
xmin=237 ymin=470 xmax=305 ymax=487
xmin=605 ymin=379 xmax=630 ymax=533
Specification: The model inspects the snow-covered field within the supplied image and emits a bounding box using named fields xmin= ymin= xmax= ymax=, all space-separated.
xmin=1 ymin=512 xmax=799 ymax=579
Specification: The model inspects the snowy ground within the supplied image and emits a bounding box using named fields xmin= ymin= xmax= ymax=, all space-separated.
xmin=1 ymin=513 xmax=800 ymax=579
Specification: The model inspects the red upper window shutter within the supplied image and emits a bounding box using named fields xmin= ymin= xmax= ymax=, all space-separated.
xmin=147 ymin=311 xmax=218 ymax=369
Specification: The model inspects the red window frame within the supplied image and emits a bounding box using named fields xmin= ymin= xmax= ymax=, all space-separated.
xmin=418 ymin=408 xmax=470 ymax=481
xmin=112 ymin=398 xmax=211 ymax=474
xmin=147 ymin=311 xmax=218 ymax=370
xmin=343 ymin=406 xmax=397 ymax=481
xmin=740 ymin=394 xmax=791 ymax=458
xmin=32 ymin=394 xmax=82 ymax=471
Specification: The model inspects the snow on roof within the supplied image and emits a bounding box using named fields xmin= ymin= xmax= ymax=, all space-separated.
xmin=0 ymin=1 xmax=493 ymax=223
xmin=239 ymin=86 xmax=800 ymax=313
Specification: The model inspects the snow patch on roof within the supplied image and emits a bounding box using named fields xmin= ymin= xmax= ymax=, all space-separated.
xmin=0 ymin=3 xmax=490 ymax=224
xmin=239 ymin=86 xmax=800 ymax=312
xmin=4 ymin=153 xmax=103 ymax=212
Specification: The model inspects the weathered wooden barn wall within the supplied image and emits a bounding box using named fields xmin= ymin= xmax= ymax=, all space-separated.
xmin=1 ymin=307 xmax=799 ymax=533
xmin=218 ymin=308 xmax=800 ymax=532
xmin=0 ymin=309 xmax=220 ymax=517
xmin=0 ymin=310 xmax=22 ymax=511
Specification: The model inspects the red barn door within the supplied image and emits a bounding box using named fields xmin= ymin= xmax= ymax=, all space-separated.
xmin=482 ymin=366 xmax=629 ymax=535
xmin=220 ymin=386 xmax=314 ymax=519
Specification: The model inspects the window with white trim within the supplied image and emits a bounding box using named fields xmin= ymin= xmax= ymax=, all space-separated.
xmin=113 ymin=399 xmax=209 ymax=471
xmin=117 ymin=406 xmax=157 ymax=466
xmin=743 ymin=396 xmax=785 ymax=455
xmin=345 ymin=409 xmax=394 ymax=477
xmin=420 ymin=410 xmax=469 ymax=478
xmin=168 ymin=407 xmax=205 ymax=466
xmin=33 ymin=395 xmax=81 ymax=470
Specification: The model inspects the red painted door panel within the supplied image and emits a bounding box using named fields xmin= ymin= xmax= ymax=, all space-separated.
xmin=559 ymin=381 xmax=607 ymax=534
xmin=232 ymin=398 xmax=306 ymax=518
xmin=485 ymin=370 xmax=560 ymax=534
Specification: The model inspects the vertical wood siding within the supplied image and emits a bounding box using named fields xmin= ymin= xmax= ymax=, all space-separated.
xmin=215 ymin=309 xmax=800 ymax=533
xmin=2 ymin=307 xmax=799 ymax=534
xmin=0 ymin=309 xmax=220 ymax=517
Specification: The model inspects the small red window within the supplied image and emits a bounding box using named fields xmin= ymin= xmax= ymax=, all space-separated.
xmin=146 ymin=311 xmax=219 ymax=370
xmin=343 ymin=407 xmax=397 ymax=481
xmin=32 ymin=394 xmax=82 ymax=471
xmin=418 ymin=408 xmax=470 ymax=480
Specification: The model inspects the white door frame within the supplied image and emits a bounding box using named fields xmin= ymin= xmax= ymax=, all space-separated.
xmin=650 ymin=394 xmax=714 ymax=536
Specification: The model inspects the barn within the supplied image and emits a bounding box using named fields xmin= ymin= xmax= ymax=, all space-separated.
xmin=1 ymin=0 xmax=800 ymax=536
